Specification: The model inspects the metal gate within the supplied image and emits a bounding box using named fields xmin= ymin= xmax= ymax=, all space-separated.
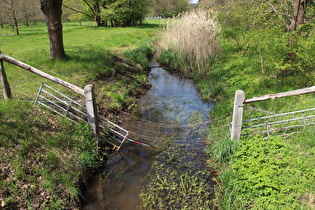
xmin=35 ymin=83 xmax=87 ymax=123
xmin=34 ymin=83 xmax=154 ymax=150
xmin=241 ymin=107 xmax=315 ymax=137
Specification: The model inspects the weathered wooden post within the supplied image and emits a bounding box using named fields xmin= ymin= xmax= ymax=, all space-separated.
xmin=231 ymin=90 xmax=245 ymax=141
xmin=0 ymin=59 xmax=12 ymax=99
xmin=84 ymin=84 xmax=99 ymax=139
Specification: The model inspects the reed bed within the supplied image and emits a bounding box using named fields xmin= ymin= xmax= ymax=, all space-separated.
xmin=159 ymin=9 xmax=221 ymax=76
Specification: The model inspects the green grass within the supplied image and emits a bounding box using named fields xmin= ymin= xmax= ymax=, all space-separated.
xmin=0 ymin=101 xmax=102 ymax=208
xmin=1 ymin=21 xmax=162 ymax=56
xmin=0 ymin=20 xmax=162 ymax=108
xmin=0 ymin=20 xmax=164 ymax=209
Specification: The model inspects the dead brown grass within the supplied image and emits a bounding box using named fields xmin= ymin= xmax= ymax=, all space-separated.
xmin=159 ymin=9 xmax=221 ymax=76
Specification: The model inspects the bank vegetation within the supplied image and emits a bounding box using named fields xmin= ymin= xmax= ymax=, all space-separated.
xmin=156 ymin=2 xmax=315 ymax=209
xmin=0 ymin=20 xmax=156 ymax=209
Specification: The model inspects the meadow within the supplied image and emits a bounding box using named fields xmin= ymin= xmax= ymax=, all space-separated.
xmin=0 ymin=20 xmax=162 ymax=209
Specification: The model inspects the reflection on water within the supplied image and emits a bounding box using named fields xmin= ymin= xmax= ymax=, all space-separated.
xmin=137 ymin=66 xmax=212 ymax=124
xmin=82 ymin=62 xmax=213 ymax=210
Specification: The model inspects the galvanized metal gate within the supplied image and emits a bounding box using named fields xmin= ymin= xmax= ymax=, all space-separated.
xmin=241 ymin=107 xmax=315 ymax=138
xmin=34 ymin=83 xmax=157 ymax=150
xmin=231 ymin=89 xmax=315 ymax=140
xmin=35 ymin=83 xmax=87 ymax=123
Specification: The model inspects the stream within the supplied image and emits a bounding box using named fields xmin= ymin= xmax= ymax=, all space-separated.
xmin=82 ymin=61 xmax=214 ymax=209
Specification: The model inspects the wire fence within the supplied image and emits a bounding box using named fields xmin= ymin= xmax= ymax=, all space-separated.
xmin=7 ymin=54 xmax=315 ymax=155
xmin=31 ymin=82 xmax=214 ymax=154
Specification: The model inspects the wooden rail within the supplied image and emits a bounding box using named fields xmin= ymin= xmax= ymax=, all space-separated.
xmin=0 ymin=53 xmax=84 ymax=96
xmin=231 ymin=86 xmax=315 ymax=141
xmin=244 ymin=86 xmax=315 ymax=103
xmin=0 ymin=53 xmax=99 ymax=138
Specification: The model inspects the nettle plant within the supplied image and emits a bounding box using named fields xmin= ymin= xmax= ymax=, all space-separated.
xmin=221 ymin=135 xmax=315 ymax=209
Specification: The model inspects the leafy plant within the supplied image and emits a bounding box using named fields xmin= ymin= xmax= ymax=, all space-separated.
xmin=216 ymin=136 xmax=315 ymax=209
xmin=140 ymin=158 xmax=214 ymax=209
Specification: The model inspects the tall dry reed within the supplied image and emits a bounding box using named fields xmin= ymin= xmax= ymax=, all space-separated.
xmin=159 ymin=9 xmax=221 ymax=76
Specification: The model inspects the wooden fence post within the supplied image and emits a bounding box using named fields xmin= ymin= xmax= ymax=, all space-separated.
xmin=84 ymin=84 xmax=99 ymax=139
xmin=231 ymin=90 xmax=245 ymax=141
xmin=0 ymin=59 xmax=12 ymax=99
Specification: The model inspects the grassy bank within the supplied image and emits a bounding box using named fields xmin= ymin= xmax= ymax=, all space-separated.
xmin=205 ymin=27 xmax=315 ymax=208
xmin=0 ymin=20 xmax=162 ymax=208
xmin=156 ymin=8 xmax=315 ymax=209
xmin=0 ymin=101 xmax=101 ymax=208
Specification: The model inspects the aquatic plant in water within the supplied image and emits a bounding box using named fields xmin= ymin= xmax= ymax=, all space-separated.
xmin=140 ymin=151 xmax=214 ymax=209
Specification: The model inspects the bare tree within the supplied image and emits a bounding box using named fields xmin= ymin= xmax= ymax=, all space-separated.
xmin=0 ymin=0 xmax=43 ymax=33
xmin=40 ymin=0 xmax=66 ymax=59
xmin=0 ymin=0 xmax=21 ymax=34
xmin=20 ymin=0 xmax=42 ymax=26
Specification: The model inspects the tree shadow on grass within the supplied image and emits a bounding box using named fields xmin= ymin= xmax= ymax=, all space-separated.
xmin=52 ymin=46 xmax=114 ymax=79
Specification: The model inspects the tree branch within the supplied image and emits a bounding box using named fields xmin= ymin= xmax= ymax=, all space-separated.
xmin=263 ymin=0 xmax=290 ymax=29
xmin=62 ymin=3 xmax=86 ymax=15
xmin=82 ymin=0 xmax=96 ymax=16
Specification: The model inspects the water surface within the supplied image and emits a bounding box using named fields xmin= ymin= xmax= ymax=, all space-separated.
xmin=82 ymin=62 xmax=213 ymax=209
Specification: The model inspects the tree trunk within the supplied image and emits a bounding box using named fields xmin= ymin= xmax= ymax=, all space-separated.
xmin=13 ymin=15 xmax=19 ymax=35
xmin=94 ymin=2 xmax=105 ymax=27
xmin=10 ymin=1 xmax=19 ymax=35
xmin=40 ymin=0 xmax=66 ymax=59
xmin=287 ymin=0 xmax=307 ymax=31
xmin=95 ymin=14 xmax=104 ymax=27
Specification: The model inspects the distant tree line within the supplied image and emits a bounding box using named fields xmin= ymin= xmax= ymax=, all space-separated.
xmin=63 ymin=0 xmax=190 ymax=27
xmin=0 ymin=0 xmax=43 ymax=35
